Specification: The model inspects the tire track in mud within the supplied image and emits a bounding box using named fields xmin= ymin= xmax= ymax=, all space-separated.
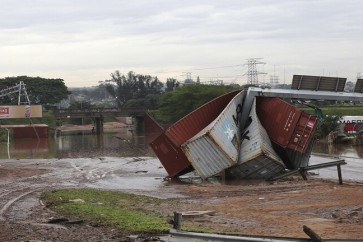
xmin=0 ymin=168 xmax=60 ymax=223
xmin=0 ymin=188 xmax=38 ymax=221
xmin=0 ymin=159 xmax=115 ymax=223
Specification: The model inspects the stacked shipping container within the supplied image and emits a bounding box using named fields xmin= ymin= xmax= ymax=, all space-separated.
xmin=150 ymin=90 xmax=242 ymax=177
xmin=227 ymin=99 xmax=286 ymax=179
xmin=151 ymin=91 xmax=319 ymax=180
xmin=181 ymin=91 xmax=245 ymax=179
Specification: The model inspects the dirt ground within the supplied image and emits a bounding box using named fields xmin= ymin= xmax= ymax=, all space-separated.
xmin=1 ymin=157 xmax=363 ymax=241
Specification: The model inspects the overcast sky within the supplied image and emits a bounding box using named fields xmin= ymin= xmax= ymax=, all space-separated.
xmin=1 ymin=0 xmax=362 ymax=87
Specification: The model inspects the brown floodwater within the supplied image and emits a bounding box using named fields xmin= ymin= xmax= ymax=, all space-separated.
xmin=1 ymin=130 xmax=362 ymax=182
xmin=0 ymin=128 xmax=159 ymax=159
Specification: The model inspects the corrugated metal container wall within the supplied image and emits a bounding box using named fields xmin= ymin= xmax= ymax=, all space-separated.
xmin=150 ymin=133 xmax=193 ymax=177
xmin=273 ymin=138 xmax=316 ymax=170
xmin=181 ymin=91 xmax=245 ymax=179
xmin=256 ymin=97 xmax=301 ymax=148
xmin=165 ymin=90 xmax=242 ymax=146
xmin=287 ymin=113 xmax=318 ymax=153
xmin=227 ymin=99 xmax=285 ymax=180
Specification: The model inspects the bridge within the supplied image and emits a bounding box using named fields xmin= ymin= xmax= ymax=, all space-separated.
xmin=53 ymin=108 xmax=146 ymax=118
xmin=53 ymin=108 xmax=147 ymax=134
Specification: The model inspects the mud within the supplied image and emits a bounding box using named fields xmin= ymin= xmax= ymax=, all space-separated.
xmin=1 ymin=157 xmax=363 ymax=241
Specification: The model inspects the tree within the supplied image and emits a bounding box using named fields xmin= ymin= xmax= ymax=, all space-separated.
xmin=0 ymin=76 xmax=70 ymax=105
xmin=101 ymin=71 xmax=164 ymax=107
xmin=156 ymin=84 xmax=238 ymax=124
xmin=165 ymin=78 xmax=180 ymax=91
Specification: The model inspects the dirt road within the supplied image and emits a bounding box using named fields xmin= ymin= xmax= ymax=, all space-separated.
xmin=1 ymin=157 xmax=363 ymax=241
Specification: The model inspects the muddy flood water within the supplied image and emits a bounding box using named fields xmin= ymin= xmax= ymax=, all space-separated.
xmin=1 ymin=127 xmax=363 ymax=183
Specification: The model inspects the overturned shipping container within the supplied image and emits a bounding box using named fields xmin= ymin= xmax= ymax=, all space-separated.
xmin=256 ymin=97 xmax=318 ymax=153
xmin=150 ymin=90 xmax=242 ymax=177
xmin=150 ymin=133 xmax=193 ymax=177
xmin=256 ymin=97 xmax=319 ymax=169
xmin=227 ymin=98 xmax=286 ymax=180
xmin=181 ymin=90 xmax=245 ymax=179
xmin=272 ymin=138 xmax=316 ymax=170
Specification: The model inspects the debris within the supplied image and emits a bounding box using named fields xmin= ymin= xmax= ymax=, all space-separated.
xmin=48 ymin=217 xmax=69 ymax=223
xmin=181 ymin=210 xmax=215 ymax=217
xmin=303 ymin=225 xmax=323 ymax=242
xmin=69 ymin=198 xmax=85 ymax=203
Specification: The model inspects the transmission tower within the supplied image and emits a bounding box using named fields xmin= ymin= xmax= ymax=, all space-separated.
xmin=269 ymin=75 xmax=279 ymax=86
xmin=0 ymin=81 xmax=30 ymax=105
xmin=245 ymin=58 xmax=266 ymax=85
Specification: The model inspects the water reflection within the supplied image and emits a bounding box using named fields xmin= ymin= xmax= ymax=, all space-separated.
xmin=313 ymin=141 xmax=363 ymax=158
xmin=0 ymin=128 xmax=160 ymax=159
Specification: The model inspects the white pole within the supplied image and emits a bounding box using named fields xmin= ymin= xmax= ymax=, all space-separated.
xmin=6 ymin=128 xmax=10 ymax=159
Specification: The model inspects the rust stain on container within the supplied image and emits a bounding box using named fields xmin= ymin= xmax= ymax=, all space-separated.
xmin=256 ymin=97 xmax=318 ymax=153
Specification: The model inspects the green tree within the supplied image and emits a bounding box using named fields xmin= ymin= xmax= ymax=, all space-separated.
xmin=316 ymin=115 xmax=341 ymax=138
xmin=101 ymin=71 xmax=164 ymax=107
xmin=156 ymin=84 xmax=237 ymax=124
xmin=165 ymin=78 xmax=180 ymax=91
xmin=0 ymin=76 xmax=70 ymax=105
xmin=69 ymin=101 xmax=94 ymax=109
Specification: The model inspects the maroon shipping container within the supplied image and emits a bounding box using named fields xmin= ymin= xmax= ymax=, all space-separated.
xmin=150 ymin=133 xmax=193 ymax=177
xmin=287 ymin=112 xmax=318 ymax=152
xmin=256 ymin=97 xmax=318 ymax=153
xmin=144 ymin=112 xmax=164 ymax=134
xmin=150 ymin=89 xmax=242 ymax=177
xmin=165 ymin=90 xmax=242 ymax=146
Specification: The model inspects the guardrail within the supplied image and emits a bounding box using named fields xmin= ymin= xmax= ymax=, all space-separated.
xmin=270 ymin=159 xmax=347 ymax=184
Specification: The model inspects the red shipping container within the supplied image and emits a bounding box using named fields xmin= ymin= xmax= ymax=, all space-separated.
xmin=165 ymin=90 xmax=242 ymax=146
xmin=150 ymin=89 xmax=242 ymax=177
xmin=150 ymin=133 xmax=193 ymax=177
xmin=287 ymin=112 xmax=318 ymax=152
xmin=256 ymin=97 xmax=317 ymax=153
xmin=144 ymin=112 xmax=164 ymax=134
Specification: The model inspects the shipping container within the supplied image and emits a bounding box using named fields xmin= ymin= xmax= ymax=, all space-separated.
xmin=144 ymin=112 xmax=164 ymax=134
xmin=287 ymin=112 xmax=318 ymax=152
xmin=150 ymin=133 xmax=193 ymax=177
xmin=165 ymin=90 xmax=242 ymax=146
xmin=256 ymin=97 xmax=318 ymax=153
xmin=227 ymin=98 xmax=285 ymax=180
xmin=150 ymin=89 xmax=242 ymax=178
xmin=273 ymin=138 xmax=316 ymax=170
xmin=181 ymin=91 xmax=245 ymax=179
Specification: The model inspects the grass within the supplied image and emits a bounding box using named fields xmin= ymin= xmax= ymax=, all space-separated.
xmin=41 ymin=188 xmax=213 ymax=234
xmin=301 ymin=104 xmax=363 ymax=116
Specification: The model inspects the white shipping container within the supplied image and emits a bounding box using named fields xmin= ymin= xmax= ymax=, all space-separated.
xmin=227 ymin=98 xmax=286 ymax=179
xmin=181 ymin=91 xmax=245 ymax=179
